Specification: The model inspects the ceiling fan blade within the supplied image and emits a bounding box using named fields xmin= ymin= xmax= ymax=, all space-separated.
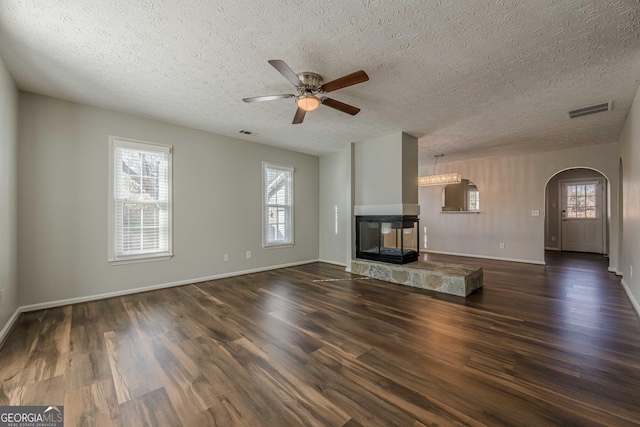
xmin=320 ymin=70 xmax=369 ymax=93
xmin=268 ymin=60 xmax=304 ymax=87
xmin=321 ymin=98 xmax=361 ymax=115
xmin=243 ymin=94 xmax=294 ymax=103
xmin=292 ymin=107 xmax=306 ymax=124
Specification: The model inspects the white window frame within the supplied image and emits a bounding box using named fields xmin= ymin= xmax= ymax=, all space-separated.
xmin=467 ymin=186 xmax=479 ymax=212
xmin=563 ymin=180 xmax=599 ymax=220
xmin=262 ymin=162 xmax=295 ymax=248
xmin=108 ymin=136 xmax=173 ymax=265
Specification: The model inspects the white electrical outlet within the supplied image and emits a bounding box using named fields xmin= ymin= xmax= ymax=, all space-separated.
xmin=224 ymin=254 xmax=229 ymax=262
xmin=246 ymin=251 xmax=252 ymax=259
xmin=500 ymin=243 xmax=505 ymax=249
xmin=531 ymin=210 xmax=540 ymax=216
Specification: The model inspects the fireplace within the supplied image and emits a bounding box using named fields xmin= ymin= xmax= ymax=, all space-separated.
xmin=356 ymin=215 xmax=419 ymax=264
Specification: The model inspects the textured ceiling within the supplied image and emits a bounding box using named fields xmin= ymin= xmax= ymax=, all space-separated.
xmin=1 ymin=0 xmax=639 ymax=166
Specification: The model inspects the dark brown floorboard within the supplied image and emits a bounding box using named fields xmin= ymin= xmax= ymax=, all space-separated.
xmin=1 ymin=251 xmax=640 ymax=426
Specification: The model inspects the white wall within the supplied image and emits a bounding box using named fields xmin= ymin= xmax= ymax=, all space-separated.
xmin=355 ymin=132 xmax=404 ymax=206
xmin=17 ymin=92 xmax=319 ymax=306
xmin=617 ymin=84 xmax=640 ymax=313
xmin=319 ymin=150 xmax=347 ymax=265
xmin=419 ymin=143 xmax=618 ymax=266
xmin=0 ymin=56 xmax=18 ymax=335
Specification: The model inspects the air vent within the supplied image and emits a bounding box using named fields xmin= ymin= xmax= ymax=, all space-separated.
xmin=568 ymin=101 xmax=612 ymax=119
xmin=239 ymin=130 xmax=252 ymax=135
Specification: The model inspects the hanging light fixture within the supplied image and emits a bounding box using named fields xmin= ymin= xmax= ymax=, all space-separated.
xmin=418 ymin=154 xmax=462 ymax=186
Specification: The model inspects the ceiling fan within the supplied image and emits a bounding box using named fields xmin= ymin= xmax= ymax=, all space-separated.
xmin=242 ymin=60 xmax=369 ymax=124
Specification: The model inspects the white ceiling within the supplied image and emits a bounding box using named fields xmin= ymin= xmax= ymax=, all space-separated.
xmin=1 ymin=0 xmax=639 ymax=166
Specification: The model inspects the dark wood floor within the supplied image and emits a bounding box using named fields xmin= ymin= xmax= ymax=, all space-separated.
xmin=1 ymin=252 xmax=640 ymax=426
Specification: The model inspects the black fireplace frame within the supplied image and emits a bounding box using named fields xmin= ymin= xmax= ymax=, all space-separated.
xmin=355 ymin=215 xmax=419 ymax=265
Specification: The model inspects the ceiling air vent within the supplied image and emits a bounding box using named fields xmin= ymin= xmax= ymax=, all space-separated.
xmin=568 ymin=101 xmax=612 ymax=119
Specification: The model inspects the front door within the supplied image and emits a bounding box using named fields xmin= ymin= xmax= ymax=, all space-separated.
xmin=561 ymin=179 xmax=604 ymax=253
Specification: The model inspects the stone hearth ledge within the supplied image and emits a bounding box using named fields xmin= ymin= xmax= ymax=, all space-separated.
xmin=351 ymin=259 xmax=483 ymax=297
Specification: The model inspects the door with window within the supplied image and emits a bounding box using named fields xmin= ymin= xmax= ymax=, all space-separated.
xmin=561 ymin=179 xmax=604 ymax=253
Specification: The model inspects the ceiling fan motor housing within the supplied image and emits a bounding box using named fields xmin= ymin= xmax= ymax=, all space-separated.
xmin=297 ymin=72 xmax=323 ymax=90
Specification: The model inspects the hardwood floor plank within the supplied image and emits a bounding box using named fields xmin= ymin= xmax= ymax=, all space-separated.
xmin=182 ymin=335 xmax=283 ymax=426
xmin=0 ymin=312 xmax=43 ymax=401
xmin=64 ymin=379 xmax=121 ymax=427
xmin=229 ymin=336 xmax=352 ymax=426
xmin=119 ymin=387 xmax=182 ymax=427
xmin=19 ymin=306 xmax=72 ymax=386
xmin=67 ymin=305 xmax=113 ymax=391
xmin=103 ymin=330 xmax=163 ymax=405
xmin=15 ymin=375 xmax=65 ymax=406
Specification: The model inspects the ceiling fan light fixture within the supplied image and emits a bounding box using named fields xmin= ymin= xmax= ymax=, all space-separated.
xmin=297 ymin=95 xmax=320 ymax=111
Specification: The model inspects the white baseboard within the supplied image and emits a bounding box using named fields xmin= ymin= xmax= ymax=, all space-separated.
xmin=545 ymin=247 xmax=561 ymax=251
xmin=19 ymin=259 xmax=319 ymax=314
xmin=318 ymin=259 xmax=347 ymax=267
xmin=421 ymin=250 xmax=546 ymax=265
xmin=0 ymin=307 xmax=22 ymax=347
xmin=621 ymin=279 xmax=640 ymax=318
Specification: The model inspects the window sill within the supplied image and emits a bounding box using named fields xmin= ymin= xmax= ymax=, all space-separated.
xmin=263 ymin=243 xmax=295 ymax=249
xmin=109 ymin=254 xmax=173 ymax=266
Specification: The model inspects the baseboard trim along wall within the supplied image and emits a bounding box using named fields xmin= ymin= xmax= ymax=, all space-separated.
xmin=421 ymin=250 xmax=546 ymax=265
xmin=621 ymin=279 xmax=640 ymax=318
xmin=0 ymin=308 xmax=22 ymax=348
xmin=545 ymin=247 xmax=561 ymax=251
xmin=0 ymin=259 xmax=319 ymax=346
xmin=318 ymin=259 xmax=347 ymax=267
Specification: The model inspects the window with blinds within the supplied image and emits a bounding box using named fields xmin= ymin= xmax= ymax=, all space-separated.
xmin=108 ymin=137 xmax=173 ymax=263
xmin=263 ymin=162 xmax=294 ymax=248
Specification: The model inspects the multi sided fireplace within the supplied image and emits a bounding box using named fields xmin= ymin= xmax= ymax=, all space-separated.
xmin=356 ymin=215 xmax=419 ymax=264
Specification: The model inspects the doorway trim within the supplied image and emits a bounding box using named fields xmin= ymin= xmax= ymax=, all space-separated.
xmin=558 ymin=177 xmax=605 ymax=253
xmin=617 ymin=158 xmax=624 ymax=276
xmin=543 ymin=167 xmax=611 ymax=261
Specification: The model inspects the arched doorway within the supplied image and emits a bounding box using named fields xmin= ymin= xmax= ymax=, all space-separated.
xmin=544 ymin=168 xmax=610 ymax=255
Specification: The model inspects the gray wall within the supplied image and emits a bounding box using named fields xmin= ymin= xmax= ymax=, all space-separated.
xmin=618 ymin=84 xmax=640 ymax=312
xmin=0 ymin=56 xmax=18 ymax=334
xmin=18 ymin=92 xmax=319 ymax=306
xmin=545 ymin=168 xmax=606 ymax=250
xmin=418 ymin=143 xmax=618 ymax=266
xmin=319 ymin=150 xmax=347 ymax=265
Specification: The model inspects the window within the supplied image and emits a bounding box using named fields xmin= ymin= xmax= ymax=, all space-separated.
xmin=263 ymin=162 xmax=294 ymax=248
xmin=565 ymin=183 xmax=597 ymax=218
xmin=109 ymin=136 xmax=172 ymax=264
xmin=467 ymin=186 xmax=479 ymax=211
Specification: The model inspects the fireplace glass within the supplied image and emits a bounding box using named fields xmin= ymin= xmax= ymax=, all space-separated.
xmin=356 ymin=216 xmax=419 ymax=264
